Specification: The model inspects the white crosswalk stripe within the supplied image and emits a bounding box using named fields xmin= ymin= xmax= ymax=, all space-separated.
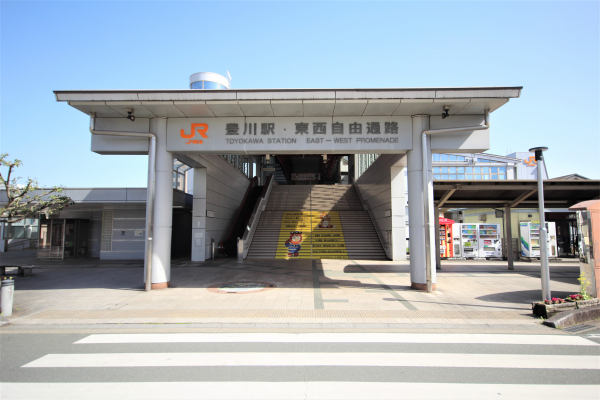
xmin=2 ymin=382 xmax=600 ymax=400
xmin=22 ymin=351 xmax=600 ymax=369
xmin=74 ymin=332 xmax=600 ymax=346
xmin=5 ymin=333 xmax=600 ymax=400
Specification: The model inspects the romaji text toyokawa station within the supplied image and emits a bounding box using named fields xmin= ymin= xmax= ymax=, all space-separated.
xmin=55 ymin=75 xmax=522 ymax=291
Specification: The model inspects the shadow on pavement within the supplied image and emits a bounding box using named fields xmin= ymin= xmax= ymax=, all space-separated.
xmin=476 ymin=290 xmax=575 ymax=304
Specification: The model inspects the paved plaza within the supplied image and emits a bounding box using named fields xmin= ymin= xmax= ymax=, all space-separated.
xmin=0 ymin=253 xmax=583 ymax=333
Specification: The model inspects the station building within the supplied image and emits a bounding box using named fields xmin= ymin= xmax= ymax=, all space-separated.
xmin=2 ymin=72 xmax=598 ymax=292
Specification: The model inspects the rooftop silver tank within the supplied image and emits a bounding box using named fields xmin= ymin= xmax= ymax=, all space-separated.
xmin=189 ymin=72 xmax=231 ymax=90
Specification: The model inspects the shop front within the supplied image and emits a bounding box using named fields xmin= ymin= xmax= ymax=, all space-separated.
xmin=38 ymin=218 xmax=90 ymax=260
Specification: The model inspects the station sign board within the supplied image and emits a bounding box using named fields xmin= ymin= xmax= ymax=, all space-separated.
xmin=166 ymin=117 xmax=412 ymax=154
xmin=292 ymin=173 xmax=320 ymax=181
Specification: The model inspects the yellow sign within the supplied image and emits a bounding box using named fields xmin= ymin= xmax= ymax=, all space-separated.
xmin=275 ymin=211 xmax=348 ymax=259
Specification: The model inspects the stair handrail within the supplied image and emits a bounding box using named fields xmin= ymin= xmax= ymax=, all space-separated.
xmin=353 ymin=184 xmax=390 ymax=257
xmin=241 ymin=175 xmax=275 ymax=259
xmin=6 ymin=238 xmax=37 ymax=251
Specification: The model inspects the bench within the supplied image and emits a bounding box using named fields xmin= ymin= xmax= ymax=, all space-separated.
xmin=0 ymin=266 xmax=34 ymax=276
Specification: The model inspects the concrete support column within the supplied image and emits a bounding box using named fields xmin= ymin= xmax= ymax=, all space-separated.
xmin=150 ymin=118 xmax=173 ymax=289
xmin=435 ymin=208 xmax=441 ymax=269
xmin=391 ymin=164 xmax=407 ymax=261
xmin=192 ymin=167 xmax=207 ymax=262
xmin=407 ymin=115 xmax=436 ymax=290
xmin=505 ymin=206 xmax=514 ymax=270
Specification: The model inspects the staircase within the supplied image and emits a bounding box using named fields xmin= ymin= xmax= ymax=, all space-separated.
xmin=268 ymin=157 xmax=289 ymax=185
xmin=246 ymin=185 xmax=387 ymax=260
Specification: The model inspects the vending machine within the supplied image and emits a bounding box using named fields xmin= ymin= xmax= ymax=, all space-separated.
xmin=520 ymin=221 xmax=541 ymax=257
xmin=439 ymin=218 xmax=454 ymax=258
xmin=452 ymin=224 xmax=462 ymax=258
xmin=460 ymin=224 xmax=479 ymax=258
xmin=478 ymin=223 xmax=502 ymax=258
xmin=521 ymin=221 xmax=559 ymax=258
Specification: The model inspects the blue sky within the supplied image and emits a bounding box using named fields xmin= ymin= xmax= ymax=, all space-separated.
xmin=1 ymin=1 xmax=598 ymax=187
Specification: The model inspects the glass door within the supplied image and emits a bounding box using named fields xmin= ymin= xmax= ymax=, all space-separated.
xmin=37 ymin=219 xmax=64 ymax=260
xmin=50 ymin=220 xmax=64 ymax=260
xmin=38 ymin=220 xmax=51 ymax=259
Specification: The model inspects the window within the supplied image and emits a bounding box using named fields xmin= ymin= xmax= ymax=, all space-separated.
xmin=466 ymin=167 xmax=473 ymax=173
xmin=492 ymin=175 xmax=499 ymax=180
xmin=457 ymin=167 xmax=464 ymax=173
xmin=203 ymin=81 xmax=220 ymax=89
xmin=434 ymin=175 xmax=441 ymax=180
xmin=441 ymin=175 xmax=449 ymax=179
xmin=449 ymin=174 xmax=457 ymax=179
xmin=441 ymin=154 xmax=448 ymax=161
xmin=483 ymin=175 xmax=490 ymax=180
xmin=499 ymin=166 xmax=506 ymax=173
xmin=482 ymin=167 xmax=489 ymax=173
xmin=466 ymin=174 xmax=473 ymax=179
xmin=449 ymin=167 xmax=456 ymax=173
xmin=441 ymin=167 xmax=448 ymax=173
xmin=433 ymin=167 xmax=440 ymax=173
xmin=173 ymin=159 xmax=191 ymax=192
xmin=491 ymin=167 xmax=498 ymax=173
xmin=3 ymin=218 xmax=39 ymax=239
xmin=458 ymin=174 xmax=465 ymax=180
xmin=457 ymin=156 xmax=466 ymax=161
xmin=474 ymin=167 xmax=481 ymax=173
xmin=433 ymin=154 xmax=440 ymax=161
xmin=449 ymin=155 xmax=457 ymax=161
xmin=499 ymin=174 xmax=507 ymax=180
xmin=474 ymin=175 xmax=482 ymax=180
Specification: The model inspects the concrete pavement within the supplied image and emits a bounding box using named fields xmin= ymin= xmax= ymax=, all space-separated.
xmin=0 ymin=256 xmax=584 ymax=333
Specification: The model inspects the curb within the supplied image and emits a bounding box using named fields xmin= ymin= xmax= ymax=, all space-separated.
xmin=0 ymin=315 xmax=11 ymax=327
xmin=543 ymin=305 xmax=600 ymax=329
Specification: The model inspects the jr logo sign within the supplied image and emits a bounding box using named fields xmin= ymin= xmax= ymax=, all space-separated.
xmin=181 ymin=123 xmax=209 ymax=144
xmin=524 ymin=156 xmax=537 ymax=166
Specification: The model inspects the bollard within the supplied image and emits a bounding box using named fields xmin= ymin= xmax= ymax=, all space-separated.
xmin=1 ymin=277 xmax=15 ymax=317
xmin=237 ymin=237 xmax=244 ymax=261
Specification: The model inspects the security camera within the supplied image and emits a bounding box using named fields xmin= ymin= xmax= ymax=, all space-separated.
xmin=442 ymin=106 xmax=450 ymax=119
xmin=126 ymin=108 xmax=135 ymax=122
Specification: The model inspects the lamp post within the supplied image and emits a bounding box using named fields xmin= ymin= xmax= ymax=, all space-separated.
xmin=529 ymin=147 xmax=551 ymax=300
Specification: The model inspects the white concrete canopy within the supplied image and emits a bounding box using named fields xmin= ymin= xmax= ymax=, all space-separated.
xmin=56 ymin=87 xmax=520 ymax=119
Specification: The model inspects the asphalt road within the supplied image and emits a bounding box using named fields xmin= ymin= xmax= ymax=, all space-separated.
xmin=1 ymin=330 xmax=599 ymax=399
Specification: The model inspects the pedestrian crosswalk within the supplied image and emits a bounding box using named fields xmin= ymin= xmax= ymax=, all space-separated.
xmin=3 ymin=333 xmax=600 ymax=399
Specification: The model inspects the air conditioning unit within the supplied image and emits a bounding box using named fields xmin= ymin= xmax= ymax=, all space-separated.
xmin=478 ymin=214 xmax=487 ymax=221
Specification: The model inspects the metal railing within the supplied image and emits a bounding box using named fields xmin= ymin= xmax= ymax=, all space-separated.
xmin=6 ymin=239 xmax=38 ymax=252
xmin=354 ymin=184 xmax=391 ymax=259
xmin=240 ymin=175 xmax=276 ymax=259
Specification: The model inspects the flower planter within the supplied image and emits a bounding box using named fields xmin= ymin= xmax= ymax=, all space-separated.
xmin=576 ymin=298 xmax=599 ymax=309
xmin=532 ymin=298 xmax=599 ymax=318
xmin=532 ymin=302 xmax=576 ymax=319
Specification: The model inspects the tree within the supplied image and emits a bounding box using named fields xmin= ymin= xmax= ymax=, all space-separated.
xmin=0 ymin=153 xmax=72 ymax=223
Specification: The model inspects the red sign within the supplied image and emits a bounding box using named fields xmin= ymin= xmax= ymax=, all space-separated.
xmin=439 ymin=218 xmax=455 ymax=224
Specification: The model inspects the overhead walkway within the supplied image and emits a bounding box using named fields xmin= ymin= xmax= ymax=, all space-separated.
xmin=247 ymin=185 xmax=387 ymax=260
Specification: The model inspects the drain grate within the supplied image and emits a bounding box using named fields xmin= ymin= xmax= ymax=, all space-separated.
xmin=563 ymin=324 xmax=595 ymax=333
xmin=207 ymin=281 xmax=277 ymax=294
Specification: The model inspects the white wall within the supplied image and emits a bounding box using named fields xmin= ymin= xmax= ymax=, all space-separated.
xmin=354 ymin=154 xmax=406 ymax=259
xmin=187 ymin=154 xmax=251 ymax=260
xmin=101 ymin=208 xmax=146 ymax=260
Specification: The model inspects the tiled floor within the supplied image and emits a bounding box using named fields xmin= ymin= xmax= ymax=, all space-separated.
xmin=1 ymin=257 xmax=582 ymax=329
